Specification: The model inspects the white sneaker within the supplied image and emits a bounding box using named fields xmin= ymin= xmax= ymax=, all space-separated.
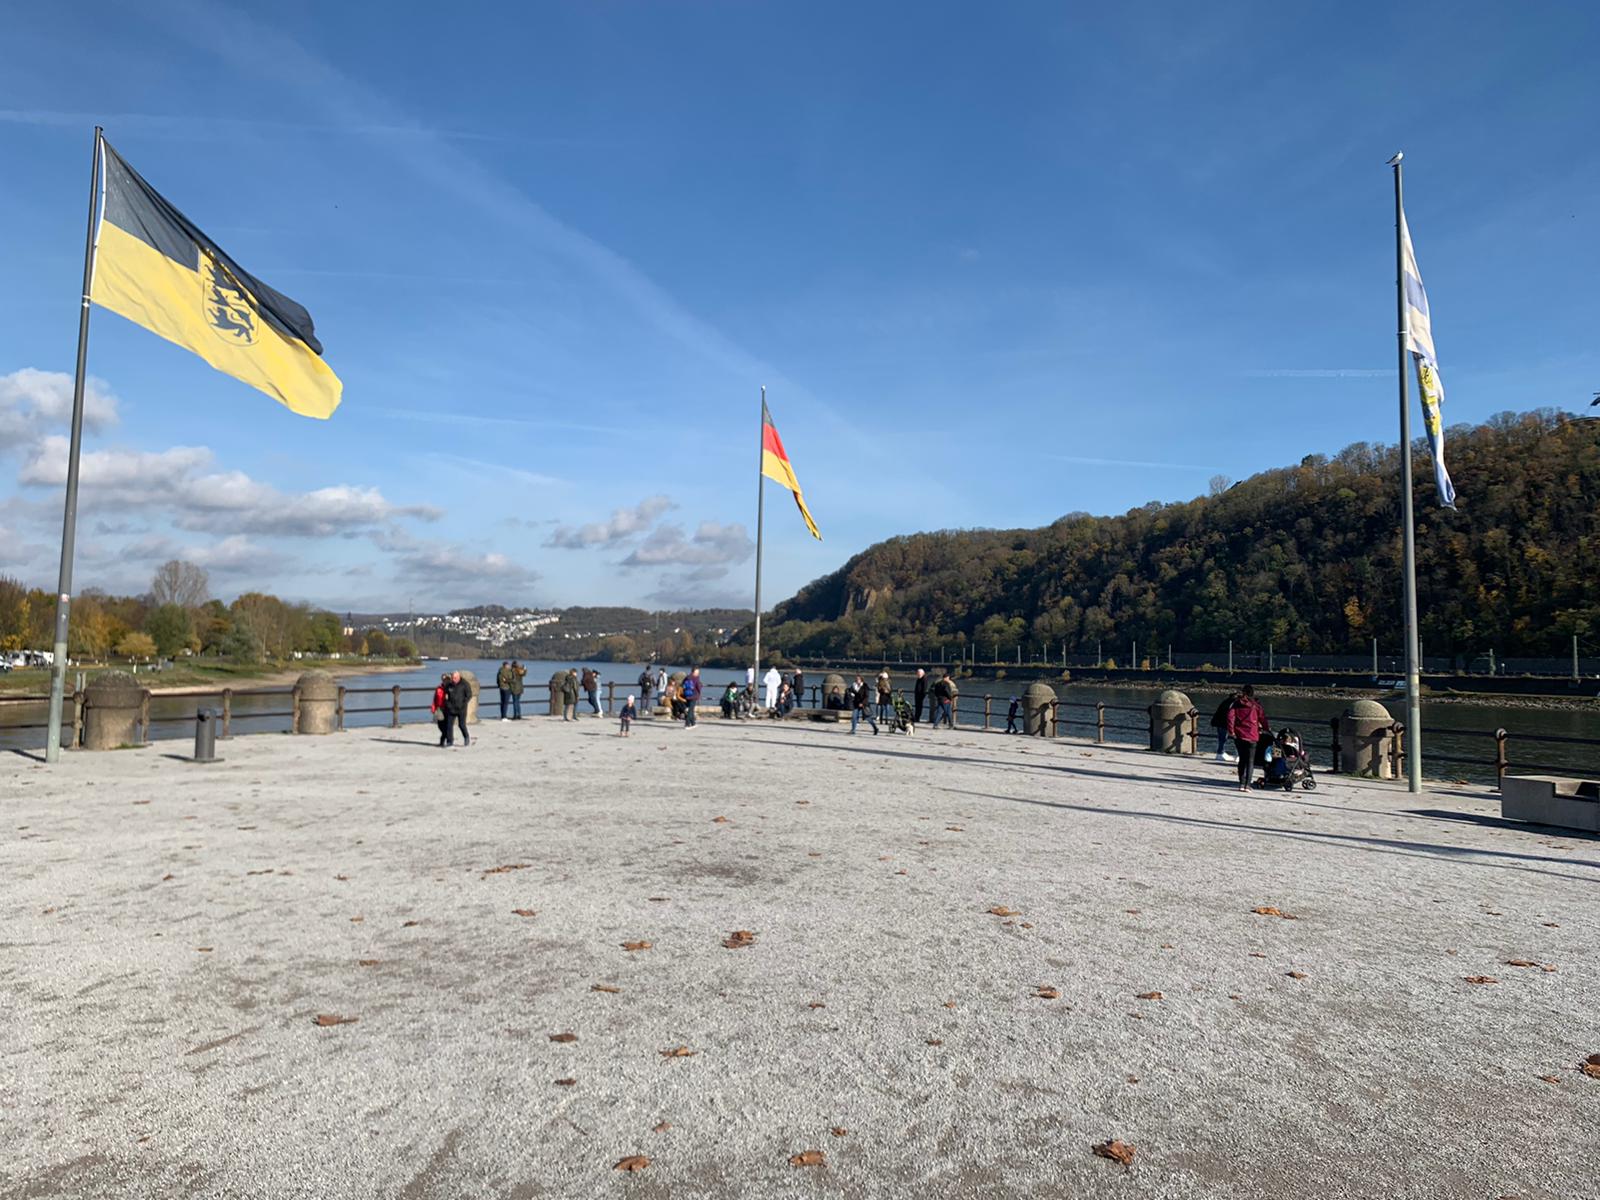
xmin=1224 ymin=752 xmax=1238 ymax=764
xmin=1214 ymin=750 xmax=1228 ymax=763
xmin=500 ymin=717 xmax=508 ymax=722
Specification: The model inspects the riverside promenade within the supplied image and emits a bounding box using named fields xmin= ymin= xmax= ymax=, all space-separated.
xmin=5 ymin=717 xmax=1595 ymax=1199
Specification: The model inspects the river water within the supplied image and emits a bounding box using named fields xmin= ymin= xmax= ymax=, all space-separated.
xmin=4 ymin=660 xmax=1597 ymax=786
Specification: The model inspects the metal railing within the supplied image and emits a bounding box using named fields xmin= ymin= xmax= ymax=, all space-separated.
xmin=5 ymin=678 xmax=1598 ymax=789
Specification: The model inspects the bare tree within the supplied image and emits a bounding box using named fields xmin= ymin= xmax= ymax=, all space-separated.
xmin=1208 ymin=474 xmax=1233 ymax=497
xmin=149 ymin=560 xmax=210 ymax=609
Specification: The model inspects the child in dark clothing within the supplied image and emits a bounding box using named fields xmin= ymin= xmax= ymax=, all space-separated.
xmin=1005 ymin=696 xmax=1021 ymax=733
xmin=619 ymin=695 xmax=637 ymax=737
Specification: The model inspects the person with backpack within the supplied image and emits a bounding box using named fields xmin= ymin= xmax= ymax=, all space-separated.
xmin=508 ymin=660 xmax=525 ymax=719
xmin=638 ymin=667 xmax=655 ymax=710
xmin=681 ymin=667 xmax=702 ymax=726
xmin=1224 ymin=685 xmax=1270 ymax=791
xmin=560 ymin=669 xmax=579 ymax=721
xmin=496 ymin=661 xmax=514 ymax=721
xmin=849 ymin=674 xmax=879 ymax=735
xmin=1210 ymin=690 xmax=1240 ymax=763
xmin=929 ymin=671 xmax=956 ymax=729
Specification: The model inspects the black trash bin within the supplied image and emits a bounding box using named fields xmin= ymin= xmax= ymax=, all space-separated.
xmin=194 ymin=707 xmax=219 ymax=763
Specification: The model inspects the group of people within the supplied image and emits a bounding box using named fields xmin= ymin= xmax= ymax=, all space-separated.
xmin=428 ymin=670 xmax=473 ymax=748
xmin=494 ymin=661 xmax=527 ymax=720
xmin=1209 ymin=684 xmax=1311 ymax=791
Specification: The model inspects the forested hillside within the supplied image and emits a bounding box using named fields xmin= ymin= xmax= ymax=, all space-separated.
xmin=748 ymin=411 xmax=1598 ymax=662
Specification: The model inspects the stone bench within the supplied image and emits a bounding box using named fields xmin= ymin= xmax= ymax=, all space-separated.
xmin=1500 ymin=775 xmax=1600 ymax=832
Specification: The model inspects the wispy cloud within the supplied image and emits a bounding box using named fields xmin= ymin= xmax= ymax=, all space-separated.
xmin=1047 ymin=455 xmax=1218 ymax=471
xmin=546 ymin=496 xmax=676 ymax=549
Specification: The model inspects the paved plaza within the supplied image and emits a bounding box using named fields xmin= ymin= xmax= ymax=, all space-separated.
xmin=4 ymin=714 xmax=1596 ymax=1198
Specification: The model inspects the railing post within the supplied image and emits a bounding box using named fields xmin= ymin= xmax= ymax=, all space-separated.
xmin=983 ymin=695 xmax=991 ymax=731
xmin=1049 ymin=700 xmax=1058 ymax=738
xmin=1390 ymin=722 xmax=1405 ymax=781
xmin=221 ymin=688 xmax=232 ymax=738
xmin=336 ymin=685 xmax=346 ymax=732
xmin=606 ymin=680 xmax=615 ymax=713
xmin=138 ymin=690 xmax=150 ymax=744
xmin=291 ymin=685 xmax=301 ymax=733
xmin=391 ymin=684 xmax=402 ymax=729
xmin=70 ymin=689 xmax=82 ymax=749
xmin=1329 ymin=717 xmax=1341 ymax=774
xmin=1186 ymin=708 xmax=1198 ymax=754
xmin=1494 ymin=728 xmax=1508 ymax=790
xmin=1096 ymin=702 xmax=1105 ymax=744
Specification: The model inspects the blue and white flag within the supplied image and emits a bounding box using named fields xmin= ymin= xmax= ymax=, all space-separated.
xmin=1399 ymin=212 xmax=1457 ymax=509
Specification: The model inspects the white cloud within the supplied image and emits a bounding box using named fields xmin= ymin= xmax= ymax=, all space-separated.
xmin=546 ymin=495 xmax=676 ymax=549
xmin=0 ymin=368 xmax=119 ymax=448
xmin=620 ymin=521 xmax=754 ymax=571
xmin=19 ymin=437 xmax=439 ymax=536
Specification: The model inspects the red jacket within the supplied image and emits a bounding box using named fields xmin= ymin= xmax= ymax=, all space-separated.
xmin=1225 ymin=696 xmax=1268 ymax=742
xmin=430 ymin=685 xmax=447 ymax=715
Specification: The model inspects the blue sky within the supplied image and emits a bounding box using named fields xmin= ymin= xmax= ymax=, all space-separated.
xmin=2 ymin=1 xmax=1596 ymax=613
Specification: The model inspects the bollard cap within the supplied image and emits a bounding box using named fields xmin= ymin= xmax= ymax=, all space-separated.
xmin=1344 ymin=699 xmax=1393 ymax=720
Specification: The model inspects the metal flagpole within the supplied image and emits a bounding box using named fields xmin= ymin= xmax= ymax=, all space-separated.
xmin=46 ymin=126 xmax=105 ymax=764
xmin=1390 ymin=152 xmax=1423 ymax=793
xmin=752 ymin=386 xmax=766 ymax=679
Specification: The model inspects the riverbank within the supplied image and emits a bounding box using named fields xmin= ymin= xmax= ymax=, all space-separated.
xmin=5 ymin=719 xmax=1593 ymax=1198
xmin=0 ymin=657 xmax=419 ymax=697
xmin=1049 ymin=678 xmax=1600 ymax=714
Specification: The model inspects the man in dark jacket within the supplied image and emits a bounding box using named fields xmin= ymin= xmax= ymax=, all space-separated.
xmin=849 ymin=674 xmax=879 ymax=735
xmin=791 ymin=668 xmax=806 ymax=708
xmin=508 ymin=660 xmax=525 ymax=719
xmin=496 ymin=661 xmax=513 ymax=721
xmin=560 ymin=669 xmax=579 ymax=721
xmin=913 ymin=668 xmax=929 ymax=723
xmin=443 ymin=670 xmax=472 ymax=747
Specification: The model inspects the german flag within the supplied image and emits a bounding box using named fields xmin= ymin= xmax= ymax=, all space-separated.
xmin=761 ymin=399 xmax=821 ymax=540
xmin=89 ymin=136 xmax=341 ymax=419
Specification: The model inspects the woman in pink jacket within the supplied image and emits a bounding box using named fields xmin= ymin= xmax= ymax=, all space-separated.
xmin=1224 ymin=685 xmax=1270 ymax=792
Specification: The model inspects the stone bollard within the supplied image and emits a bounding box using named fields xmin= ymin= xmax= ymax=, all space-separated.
xmin=294 ymin=670 xmax=339 ymax=734
xmin=1340 ymin=699 xmax=1397 ymax=778
xmin=1148 ymin=689 xmax=1194 ymax=753
xmin=1023 ymin=682 xmax=1057 ymax=736
xmin=547 ymin=672 xmax=565 ymax=717
xmin=457 ymin=670 xmax=480 ymax=723
xmin=80 ymin=671 xmax=148 ymax=750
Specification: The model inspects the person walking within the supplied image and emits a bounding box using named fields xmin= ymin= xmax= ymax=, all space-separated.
xmin=508 ymin=660 xmax=525 ymax=719
xmin=560 ymin=669 xmax=579 ymax=722
xmin=763 ymin=665 xmax=782 ymax=713
xmin=913 ymin=668 xmax=928 ymax=724
xmin=443 ymin=669 xmax=472 ymax=748
xmin=682 ymin=667 xmax=702 ymax=727
xmin=619 ymin=694 xmax=637 ymax=737
xmin=429 ymin=672 xmax=450 ymax=746
xmin=791 ymin=667 xmax=806 ymax=708
xmin=582 ymin=668 xmax=601 ymax=716
xmin=849 ymin=674 xmax=879 ymax=735
xmin=875 ymin=670 xmax=893 ymax=722
xmin=929 ymin=671 xmax=956 ymax=729
xmin=1224 ymin=684 xmax=1269 ymax=792
xmin=638 ymin=667 xmax=655 ymax=710
xmin=1210 ymin=690 xmax=1239 ymax=763
xmin=1005 ymin=695 xmax=1021 ymax=733
xmin=496 ymin=661 xmax=513 ymax=721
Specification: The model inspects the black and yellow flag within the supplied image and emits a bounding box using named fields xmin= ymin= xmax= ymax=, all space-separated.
xmin=90 ymin=137 xmax=341 ymax=419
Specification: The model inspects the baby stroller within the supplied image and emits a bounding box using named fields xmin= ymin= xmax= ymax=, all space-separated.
xmin=888 ymin=690 xmax=915 ymax=734
xmin=1261 ymin=728 xmax=1316 ymax=791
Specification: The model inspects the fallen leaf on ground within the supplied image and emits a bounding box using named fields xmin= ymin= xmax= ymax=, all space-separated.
xmin=482 ymin=863 xmax=531 ymax=876
xmin=711 ymin=816 xmax=731 ymax=823
xmin=334 ymin=874 xmax=348 ymax=882
xmin=796 ymin=800 xmax=810 ymax=806
xmin=1035 ymin=986 xmax=1060 ymax=1000
xmin=789 ymin=1150 xmax=826 ymax=1167
xmin=622 ymin=941 xmax=653 ymax=952
xmin=660 ymin=1046 xmax=696 ymax=1058
xmin=1125 ymin=909 xmax=1141 ymax=915
xmin=554 ymin=1078 xmax=576 ymax=1086
xmin=313 ymin=1014 xmax=357 ymax=1027
xmin=945 ymin=826 xmax=964 ymax=832
xmin=357 ymin=959 xmax=380 ymax=967
xmin=653 ymin=1121 xmax=671 ymax=1133
xmin=808 ymin=1002 xmax=826 ymax=1009
xmin=723 ymin=930 xmax=757 ymax=949
xmin=878 ymin=855 xmax=892 ymax=861
xmin=1135 ymin=991 xmax=1163 ymax=1000
xmin=591 ymin=983 xmax=621 ymax=993
xmin=1504 ymin=959 xmax=1538 ymax=968
xmin=807 ymin=852 xmax=822 ymax=858
xmin=895 ymin=869 xmax=908 ymax=875
xmin=1021 ymin=922 xmax=1035 ymax=929
xmin=1093 ymin=1139 xmax=1136 ymax=1166
xmin=1582 ymin=1056 xmax=1600 ymax=1079
xmin=401 ymin=920 xmax=420 ymax=927
xmin=943 ymin=1000 xmax=957 ymax=1008
xmin=349 ymin=916 xmax=364 ymax=923
xmin=1248 ymin=952 xmax=1266 ymax=959
xmin=1287 ymin=971 xmax=1307 ymax=980
xmin=1464 ymin=976 xmax=1498 ymax=985
xmin=648 ymin=897 xmax=669 ymax=902
xmin=195 ymin=947 xmax=213 ymax=953
xmin=925 ymin=1038 xmax=943 ymax=1046
xmin=511 ymin=909 xmax=538 ymax=917
xmin=161 ymin=874 xmax=174 ymax=882
xmin=1537 ymin=1075 xmax=1561 ymax=1084
xmin=548 ymin=1032 xmax=578 ymax=1043
xmin=1126 ymin=1075 xmax=1140 ymax=1083
xmin=1250 ymin=906 xmax=1297 ymax=920
xmin=830 ymin=1127 xmax=848 ymax=1137
xmin=614 ymin=1156 xmax=650 ymax=1172
xmin=988 ymin=906 xmax=1020 ymax=916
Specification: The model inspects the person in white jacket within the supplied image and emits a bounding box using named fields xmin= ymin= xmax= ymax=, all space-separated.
xmin=762 ymin=665 xmax=782 ymax=713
